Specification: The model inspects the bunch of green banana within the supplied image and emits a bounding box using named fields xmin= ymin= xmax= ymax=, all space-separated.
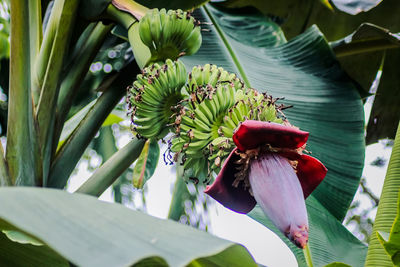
xmin=139 ymin=8 xmax=202 ymax=64
xmin=171 ymin=84 xmax=285 ymax=182
xmin=171 ymin=81 xmax=239 ymax=182
xmin=128 ymin=59 xmax=187 ymax=138
xmin=128 ymin=59 xmax=286 ymax=184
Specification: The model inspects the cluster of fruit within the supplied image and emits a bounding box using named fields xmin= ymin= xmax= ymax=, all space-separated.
xmin=128 ymin=8 xmax=287 ymax=183
xmin=139 ymin=9 xmax=202 ymax=63
xmin=128 ymin=60 xmax=286 ymax=183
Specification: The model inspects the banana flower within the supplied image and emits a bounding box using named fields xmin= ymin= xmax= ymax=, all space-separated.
xmin=205 ymin=120 xmax=327 ymax=248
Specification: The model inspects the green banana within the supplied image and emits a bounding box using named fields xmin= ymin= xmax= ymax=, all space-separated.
xmin=192 ymin=117 xmax=212 ymax=133
xmin=129 ymin=59 xmax=186 ymax=138
xmin=197 ymin=102 xmax=214 ymax=123
xmin=194 ymin=108 xmax=211 ymax=126
xmin=138 ymin=8 xmax=202 ymax=63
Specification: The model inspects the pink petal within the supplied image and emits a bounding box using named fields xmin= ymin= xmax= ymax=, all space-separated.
xmin=204 ymin=148 xmax=257 ymax=214
xmin=233 ymin=120 xmax=309 ymax=152
xmin=297 ymin=154 xmax=328 ymax=198
xmin=249 ymin=153 xmax=309 ymax=248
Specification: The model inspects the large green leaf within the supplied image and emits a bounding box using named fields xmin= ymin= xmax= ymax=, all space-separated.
xmin=0 ymin=187 xmax=257 ymax=267
xmin=366 ymin=122 xmax=400 ymax=266
xmin=183 ymin=4 xmax=365 ymax=265
xmin=222 ymin=0 xmax=400 ymax=142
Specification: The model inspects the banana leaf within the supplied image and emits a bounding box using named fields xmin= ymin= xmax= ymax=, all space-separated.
xmin=222 ymin=0 xmax=400 ymax=143
xmin=365 ymin=123 xmax=400 ymax=266
xmin=0 ymin=187 xmax=257 ymax=267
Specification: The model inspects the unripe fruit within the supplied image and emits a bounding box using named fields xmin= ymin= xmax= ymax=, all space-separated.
xmin=128 ymin=59 xmax=187 ymax=138
xmin=139 ymin=9 xmax=202 ymax=63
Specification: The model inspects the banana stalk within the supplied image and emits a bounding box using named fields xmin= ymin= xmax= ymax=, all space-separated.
xmin=7 ymin=0 xmax=40 ymax=186
xmin=76 ymin=138 xmax=145 ymax=197
xmin=29 ymin=0 xmax=42 ymax=104
xmin=111 ymin=0 xmax=148 ymax=20
xmin=32 ymin=0 xmax=61 ymax=105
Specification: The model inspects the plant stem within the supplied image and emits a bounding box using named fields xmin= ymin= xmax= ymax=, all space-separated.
xmin=7 ymin=0 xmax=39 ymax=185
xmin=32 ymin=0 xmax=61 ymax=106
xmin=111 ymin=0 xmax=148 ymax=20
xmin=105 ymin=3 xmax=137 ymax=29
xmin=75 ymin=138 xmax=145 ymax=197
xmin=29 ymin=0 xmax=42 ymax=104
xmin=304 ymin=244 xmax=314 ymax=267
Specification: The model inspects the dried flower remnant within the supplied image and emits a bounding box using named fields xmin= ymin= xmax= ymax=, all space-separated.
xmin=205 ymin=120 xmax=327 ymax=248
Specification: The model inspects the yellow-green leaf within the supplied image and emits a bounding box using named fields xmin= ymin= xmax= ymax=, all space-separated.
xmin=133 ymin=138 xmax=160 ymax=188
xmin=366 ymin=123 xmax=400 ymax=266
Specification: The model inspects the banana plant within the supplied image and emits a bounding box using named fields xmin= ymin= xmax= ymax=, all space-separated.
xmin=0 ymin=0 xmax=398 ymax=266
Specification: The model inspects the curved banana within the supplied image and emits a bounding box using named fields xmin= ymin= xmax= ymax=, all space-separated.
xmin=128 ymin=59 xmax=187 ymax=138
